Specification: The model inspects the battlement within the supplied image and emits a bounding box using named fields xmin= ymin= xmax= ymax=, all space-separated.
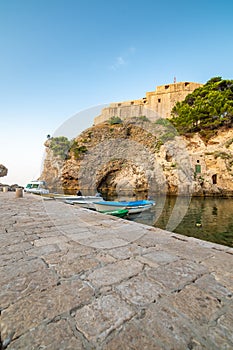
xmin=94 ymin=81 xmax=203 ymax=124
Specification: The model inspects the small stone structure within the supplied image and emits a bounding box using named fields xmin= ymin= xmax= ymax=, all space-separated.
xmin=94 ymin=81 xmax=202 ymax=124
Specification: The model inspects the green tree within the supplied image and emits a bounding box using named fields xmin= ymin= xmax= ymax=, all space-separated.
xmin=171 ymin=77 xmax=233 ymax=137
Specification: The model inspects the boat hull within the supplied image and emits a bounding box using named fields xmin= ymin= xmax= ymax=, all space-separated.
xmin=51 ymin=194 xmax=104 ymax=203
xmin=94 ymin=200 xmax=155 ymax=214
xmin=100 ymin=209 xmax=129 ymax=218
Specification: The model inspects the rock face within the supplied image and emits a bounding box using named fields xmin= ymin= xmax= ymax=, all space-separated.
xmin=0 ymin=164 xmax=8 ymax=177
xmin=40 ymin=139 xmax=65 ymax=190
xmin=40 ymin=119 xmax=233 ymax=197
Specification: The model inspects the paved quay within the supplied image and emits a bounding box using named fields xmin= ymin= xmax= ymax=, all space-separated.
xmin=0 ymin=192 xmax=233 ymax=350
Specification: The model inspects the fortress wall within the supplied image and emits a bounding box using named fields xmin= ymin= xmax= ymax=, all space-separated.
xmin=94 ymin=82 xmax=203 ymax=124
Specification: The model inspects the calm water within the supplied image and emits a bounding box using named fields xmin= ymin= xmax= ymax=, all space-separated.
xmin=129 ymin=196 xmax=233 ymax=248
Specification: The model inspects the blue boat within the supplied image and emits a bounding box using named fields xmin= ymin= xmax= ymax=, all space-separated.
xmin=94 ymin=200 xmax=155 ymax=214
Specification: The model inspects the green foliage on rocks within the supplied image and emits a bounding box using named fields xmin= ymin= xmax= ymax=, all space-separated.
xmin=138 ymin=115 xmax=149 ymax=122
xmin=70 ymin=140 xmax=88 ymax=159
xmin=154 ymin=118 xmax=178 ymax=142
xmin=49 ymin=137 xmax=88 ymax=160
xmin=225 ymin=138 xmax=233 ymax=148
xmin=171 ymin=77 xmax=233 ymax=138
xmin=49 ymin=136 xmax=71 ymax=160
xmin=108 ymin=116 xmax=123 ymax=125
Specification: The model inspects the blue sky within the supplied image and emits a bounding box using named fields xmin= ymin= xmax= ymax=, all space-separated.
xmin=0 ymin=0 xmax=233 ymax=185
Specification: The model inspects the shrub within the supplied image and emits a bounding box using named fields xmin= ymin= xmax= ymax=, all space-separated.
xmin=225 ymin=138 xmax=233 ymax=148
xmin=138 ymin=115 xmax=149 ymax=122
xmin=70 ymin=141 xmax=88 ymax=159
xmin=49 ymin=136 xmax=71 ymax=159
xmin=108 ymin=116 xmax=123 ymax=125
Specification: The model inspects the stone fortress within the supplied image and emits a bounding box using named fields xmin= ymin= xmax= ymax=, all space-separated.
xmin=91 ymin=80 xmax=233 ymax=196
xmin=41 ymin=80 xmax=233 ymax=196
xmin=94 ymin=81 xmax=203 ymax=124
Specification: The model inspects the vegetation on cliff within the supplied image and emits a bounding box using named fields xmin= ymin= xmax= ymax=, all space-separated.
xmin=49 ymin=136 xmax=71 ymax=159
xmin=171 ymin=77 xmax=233 ymax=139
xmin=48 ymin=136 xmax=88 ymax=160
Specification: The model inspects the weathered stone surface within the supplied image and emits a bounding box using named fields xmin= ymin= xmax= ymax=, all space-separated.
xmin=135 ymin=229 xmax=174 ymax=247
xmin=52 ymin=256 xmax=99 ymax=278
xmin=0 ymin=258 xmax=47 ymax=285
xmin=0 ymin=251 xmax=24 ymax=266
xmin=102 ymin=320 xmax=162 ymax=350
xmin=7 ymin=319 xmax=85 ymax=350
xmin=169 ymin=284 xmax=222 ymax=325
xmin=0 ymin=192 xmax=233 ymax=349
xmin=156 ymin=237 xmax=215 ymax=262
xmin=136 ymin=302 xmax=211 ymax=349
xmin=108 ymin=243 xmax=142 ymax=260
xmin=206 ymin=303 xmax=233 ymax=349
xmin=194 ymin=273 xmax=233 ymax=301
xmin=87 ymin=259 xmax=143 ymax=288
xmin=33 ymin=235 xmax=69 ymax=247
xmin=1 ymin=279 xmax=94 ymax=340
xmin=75 ymin=294 xmax=135 ymax=343
xmin=116 ymin=273 xmax=164 ymax=306
xmin=0 ymin=268 xmax=59 ymax=310
xmin=147 ymin=259 xmax=207 ymax=291
xmin=139 ymin=247 xmax=178 ymax=266
xmin=25 ymin=243 xmax=61 ymax=257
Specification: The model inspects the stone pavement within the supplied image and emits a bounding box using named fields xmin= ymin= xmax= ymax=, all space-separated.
xmin=0 ymin=192 xmax=233 ymax=350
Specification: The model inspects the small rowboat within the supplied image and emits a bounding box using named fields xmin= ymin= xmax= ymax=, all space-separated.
xmin=100 ymin=209 xmax=129 ymax=218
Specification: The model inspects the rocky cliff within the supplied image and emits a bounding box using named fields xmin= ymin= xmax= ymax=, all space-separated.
xmin=40 ymin=118 xmax=233 ymax=197
xmin=0 ymin=164 xmax=8 ymax=178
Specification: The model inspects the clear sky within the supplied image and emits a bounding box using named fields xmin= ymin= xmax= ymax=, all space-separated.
xmin=0 ymin=0 xmax=233 ymax=185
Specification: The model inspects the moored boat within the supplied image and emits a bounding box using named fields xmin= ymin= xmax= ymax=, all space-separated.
xmin=53 ymin=194 xmax=103 ymax=202
xmin=94 ymin=200 xmax=155 ymax=214
xmin=100 ymin=209 xmax=129 ymax=218
xmin=58 ymin=194 xmax=103 ymax=209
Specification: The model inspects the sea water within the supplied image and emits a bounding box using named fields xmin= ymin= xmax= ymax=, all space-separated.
xmin=130 ymin=196 xmax=233 ymax=248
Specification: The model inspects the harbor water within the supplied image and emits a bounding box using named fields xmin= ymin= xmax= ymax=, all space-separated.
xmin=129 ymin=196 xmax=233 ymax=248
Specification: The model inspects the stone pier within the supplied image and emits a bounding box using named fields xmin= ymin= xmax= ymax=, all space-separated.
xmin=0 ymin=192 xmax=233 ymax=349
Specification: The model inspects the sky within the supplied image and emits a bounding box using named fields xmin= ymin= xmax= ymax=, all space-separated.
xmin=0 ymin=0 xmax=233 ymax=185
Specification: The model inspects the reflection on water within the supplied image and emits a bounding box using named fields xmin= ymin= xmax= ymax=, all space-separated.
xmin=130 ymin=196 xmax=233 ymax=248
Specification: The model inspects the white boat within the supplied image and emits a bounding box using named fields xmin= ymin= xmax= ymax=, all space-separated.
xmin=94 ymin=200 xmax=155 ymax=214
xmin=64 ymin=196 xmax=104 ymax=209
xmin=53 ymin=193 xmax=104 ymax=209
xmin=52 ymin=194 xmax=103 ymax=202
xmin=24 ymin=181 xmax=49 ymax=194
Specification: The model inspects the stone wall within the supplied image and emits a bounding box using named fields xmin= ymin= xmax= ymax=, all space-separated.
xmin=94 ymin=82 xmax=202 ymax=124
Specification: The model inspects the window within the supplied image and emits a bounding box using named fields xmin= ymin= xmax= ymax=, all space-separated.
xmin=158 ymin=99 xmax=161 ymax=103
xmin=212 ymin=174 xmax=217 ymax=184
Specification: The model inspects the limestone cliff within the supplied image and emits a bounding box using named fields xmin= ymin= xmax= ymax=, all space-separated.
xmin=40 ymin=119 xmax=233 ymax=197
